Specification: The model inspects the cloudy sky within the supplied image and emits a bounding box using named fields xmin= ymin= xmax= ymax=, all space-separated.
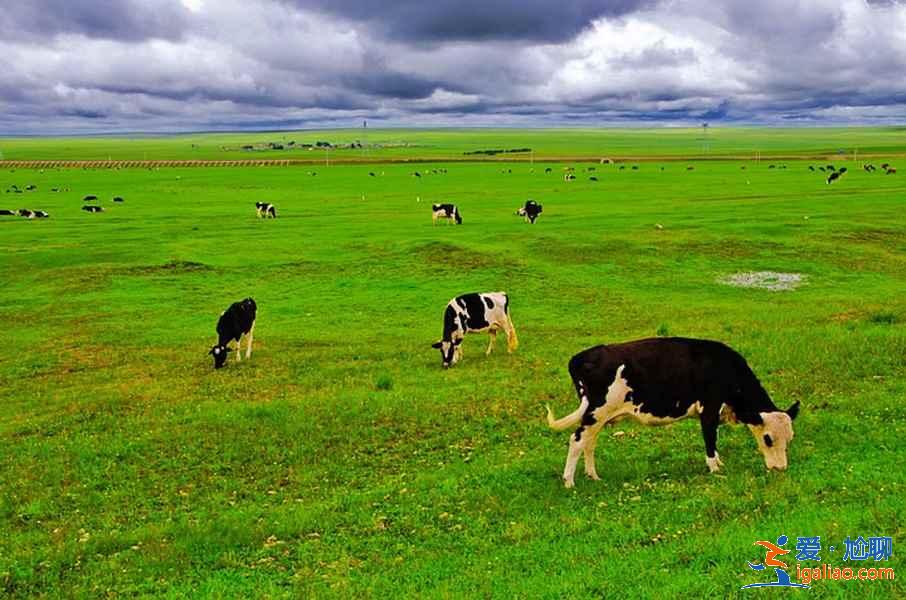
xmin=2 ymin=0 xmax=906 ymax=133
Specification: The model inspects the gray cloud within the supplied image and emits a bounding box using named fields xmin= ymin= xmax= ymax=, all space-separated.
xmin=1 ymin=0 xmax=906 ymax=133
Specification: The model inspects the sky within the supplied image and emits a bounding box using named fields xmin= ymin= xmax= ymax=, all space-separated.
xmin=1 ymin=0 xmax=905 ymax=134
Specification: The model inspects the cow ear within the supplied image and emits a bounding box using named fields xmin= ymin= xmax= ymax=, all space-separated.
xmin=786 ymin=401 xmax=800 ymax=421
xmin=431 ymin=341 xmax=443 ymax=349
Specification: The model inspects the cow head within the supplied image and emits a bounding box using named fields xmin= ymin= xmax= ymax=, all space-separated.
xmin=747 ymin=401 xmax=799 ymax=470
xmin=431 ymin=338 xmax=462 ymax=368
xmin=209 ymin=344 xmax=231 ymax=369
xmin=454 ymin=211 xmax=462 ymax=225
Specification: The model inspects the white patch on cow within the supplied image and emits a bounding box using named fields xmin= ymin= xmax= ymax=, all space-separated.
xmin=234 ymin=337 xmax=242 ymax=362
xmin=748 ymin=412 xmax=794 ymax=470
xmin=213 ymin=347 xmax=221 ymax=355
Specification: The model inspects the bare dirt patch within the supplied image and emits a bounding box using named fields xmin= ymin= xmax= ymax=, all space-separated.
xmin=719 ymin=271 xmax=806 ymax=291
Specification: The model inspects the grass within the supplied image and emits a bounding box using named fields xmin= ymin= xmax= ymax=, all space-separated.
xmin=1 ymin=133 xmax=905 ymax=598
xmin=3 ymin=126 xmax=906 ymax=161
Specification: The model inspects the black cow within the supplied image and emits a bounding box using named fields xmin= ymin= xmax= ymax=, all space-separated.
xmin=686 ymin=166 xmax=695 ymax=171
xmin=33 ymin=210 xmax=49 ymax=218
xmin=516 ymin=200 xmax=543 ymax=224
xmin=0 ymin=209 xmax=15 ymax=216
xmin=431 ymin=292 xmax=518 ymax=368
xmin=546 ymin=337 xmax=800 ymax=487
xmin=83 ymin=195 xmax=98 ymax=202
xmin=209 ymin=298 xmax=257 ymax=369
xmin=545 ymin=167 xmax=552 ymax=174
xmin=432 ymin=203 xmax=462 ymax=225
xmin=82 ymin=205 xmax=104 ymax=213
xmin=369 ymin=172 xmax=376 ymax=177
xmin=808 ymin=166 xmax=815 ymax=171
xmin=255 ymin=202 xmax=277 ymax=218
xmin=827 ymin=171 xmax=841 ymax=184
xmin=589 ymin=176 xmax=598 ymax=181
xmin=818 ymin=166 xmax=826 ymax=172
xmin=113 ymin=196 xmax=124 ymax=203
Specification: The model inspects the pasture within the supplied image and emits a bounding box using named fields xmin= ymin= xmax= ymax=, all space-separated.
xmin=1 ymin=134 xmax=905 ymax=597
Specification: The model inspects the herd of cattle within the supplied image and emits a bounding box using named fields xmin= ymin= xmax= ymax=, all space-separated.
xmin=17 ymin=158 xmax=903 ymax=486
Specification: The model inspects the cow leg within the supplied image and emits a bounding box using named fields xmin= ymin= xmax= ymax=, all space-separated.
xmin=583 ymin=426 xmax=603 ymax=480
xmin=563 ymin=429 xmax=589 ymax=488
xmin=486 ymin=329 xmax=497 ymax=355
xmin=234 ymin=336 xmax=242 ymax=362
xmin=700 ymin=413 xmax=723 ymax=473
xmin=245 ymin=323 xmax=255 ymax=358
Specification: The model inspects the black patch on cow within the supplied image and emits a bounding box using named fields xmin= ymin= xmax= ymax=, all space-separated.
xmin=483 ymin=296 xmax=494 ymax=310
xmin=763 ymin=434 xmax=773 ymax=447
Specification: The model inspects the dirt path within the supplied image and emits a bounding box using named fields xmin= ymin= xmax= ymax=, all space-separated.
xmin=3 ymin=153 xmax=905 ymax=169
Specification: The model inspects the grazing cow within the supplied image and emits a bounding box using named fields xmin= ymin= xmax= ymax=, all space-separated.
xmin=808 ymin=166 xmax=815 ymax=171
xmin=881 ymin=163 xmax=890 ymax=170
xmin=564 ymin=174 xmax=576 ymax=181
xmin=33 ymin=210 xmax=49 ymax=218
xmin=255 ymin=202 xmax=277 ymax=218
xmin=25 ymin=184 xmax=36 ymax=191
xmin=631 ymin=165 xmax=639 ymax=170
xmin=545 ymin=167 xmax=552 ymax=174
xmin=82 ymin=205 xmax=104 ymax=213
xmin=887 ymin=168 xmax=897 ymax=175
xmin=17 ymin=209 xmax=35 ymax=218
xmin=686 ymin=166 xmax=695 ymax=171
xmin=0 ymin=209 xmax=15 ymax=216
xmin=546 ymin=337 xmax=800 ymax=487
xmin=589 ymin=176 xmax=598 ymax=181
xmin=619 ymin=165 xmax=626 ymax=170
xmin=431 ymin=292 xmax=518 ymax=368
xmin=432 ymin=203 xmax=462 ymax=225
xmin=826 ymin=171 xmax=841 ymax=184
xmin=209 ymin=298 xmax=257 ymax=369
xmin=113 ymin=196 xmax=124 ymax=203
xmin=768 ymin=164 xmax=775 ymax=169
xmin=413 ymin=171 xmax=422 ymax=178
xmin=839 ymin=167 xmax=847 ymax=174
xmin=516 ymin=200 xmax=543 ymax=224
xmin=827 ymin=164 xmax=835 ymax=171
xmin=83 ymin=195 xmax=98 ymax=202
xmin=369 ymin=172 xmax=376 ymax=177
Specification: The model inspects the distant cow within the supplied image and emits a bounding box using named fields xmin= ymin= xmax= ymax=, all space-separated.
xmin=564 ymin=174 xmax=576 ymax=181
xmin=631 ymin=165 xmax=639 ymax=170
xmin=82 ymin=205 xmax=104 ymax=213
xmin=544 ymin=167 xmax=552 ymax=174
xmin=589 ymin=176 xmax=598 ymax=181
xmin=18 ymin=209 xmax=35 ymax=218
xmin=686 ymin=166 xmax=695 ymax=171
xmin=886 ymin=168 xmax=897 ymax=175
xmin=25 ymin=184 xmax=36 ymax=191
xmin=546 ymin=337 xmax=800 ymax=487
xmin=255 ymin=202 xmax=277 ymax=218
xmin=209 ymin=298 xmax=257 ymax=369
xmin=431 ymin=292 xmax=518 ymax=368
xmin=83 ymin=195 xmax=98 ymax=202
xmin=113 ymin=196 xmax=124 ymax=203
xmin=432 ymin=203 xmax=462 ymax=225
xmin=808 ymin=165 xmax=815 ymax=171
xmin=0 ymin=209 xmax=15 ymax=216
xmin=826 ymin=171 xmax=840 ymax=184
xmin=516 ymin=200 xmax=543 ymax=224
xmin=413 ymin=171 xmax=422 ymax=178
xmin=369 ymin=172 xmax=376 ymax=177
xmin=881 ymin=163 xmax=890 ymax=170
xmin=33 ymin=210 xmax=49 ymax=218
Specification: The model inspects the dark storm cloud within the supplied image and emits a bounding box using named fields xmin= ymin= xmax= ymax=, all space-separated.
xmin=0 ymin=1 xmax=190 ymax=42
xmin=2 ymin=0 xmax=906 ymax=133
xmin=294 ymin=0 xmax=653 ymax=42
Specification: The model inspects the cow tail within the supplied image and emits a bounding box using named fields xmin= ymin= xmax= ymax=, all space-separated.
xmin=546 ymin=379 xmax=589 ymax=431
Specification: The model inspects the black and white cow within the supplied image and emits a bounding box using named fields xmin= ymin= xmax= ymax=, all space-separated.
xmin=546 ymin=337 xmax=800 ymax=488
xmin=432 ymin=203 xmax=462 ymax=225
xmin=516 ymin=199 xmax=543 ymax=224
xmin=82 ymin=205 xmax=103 ymax=213
xmin=255 ymin=202 xmax=277 ymax=218
xmin=431 ymin=292 xmax=518 ymax=368
xmin=33 ymin=210 xmax=49 ymax=218
xmin=209 ymin=297 xmax=257 ymax=369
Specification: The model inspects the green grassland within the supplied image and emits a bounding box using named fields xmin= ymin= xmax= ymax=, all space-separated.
xmin=1 ymin=135 xmax=905 ymax=598
xmin=2 ymin=126 xmax=906 ymax=161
